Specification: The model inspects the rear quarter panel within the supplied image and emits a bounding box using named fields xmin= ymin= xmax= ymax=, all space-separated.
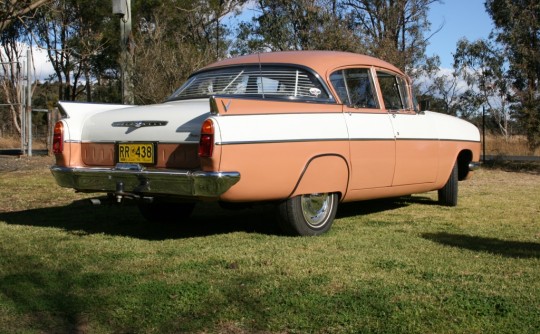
xmin=211 ymin=102 xmax=350 ymax=202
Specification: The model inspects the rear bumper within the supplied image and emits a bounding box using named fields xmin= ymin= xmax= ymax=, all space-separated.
xmin=50 ymin=165 xmax=240 ymax=198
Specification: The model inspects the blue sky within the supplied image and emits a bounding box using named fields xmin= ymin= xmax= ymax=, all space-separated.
xmin=426 ymin=0 xmax=494 ymax=68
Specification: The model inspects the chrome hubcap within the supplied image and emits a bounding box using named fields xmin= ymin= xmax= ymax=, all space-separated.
xmin=301 ymin=193 xmax=331 ymax=228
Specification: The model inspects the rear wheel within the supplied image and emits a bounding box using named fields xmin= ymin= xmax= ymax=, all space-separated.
xmin=138 ymin=201 xmax=195 ymax=223
xmin=277 ymin=192 xmax=338 ymax=236
xmin=438 ymin=162 xmax=458 ymax=206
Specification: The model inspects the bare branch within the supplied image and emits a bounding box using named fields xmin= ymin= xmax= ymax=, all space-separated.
xmin=0 ymin=0 xmax=52 ymax=32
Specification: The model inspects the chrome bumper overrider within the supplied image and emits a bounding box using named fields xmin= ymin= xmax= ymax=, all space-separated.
xmin=50 ymin=165 xmax=240 ymax=198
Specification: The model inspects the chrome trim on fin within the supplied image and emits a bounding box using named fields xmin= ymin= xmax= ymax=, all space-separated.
xmin=112 ymin=121 xmax=168 ymax=128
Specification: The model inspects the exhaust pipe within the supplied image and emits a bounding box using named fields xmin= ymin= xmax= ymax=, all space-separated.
xmin=89 ymin=198 xmax=102 ymax=205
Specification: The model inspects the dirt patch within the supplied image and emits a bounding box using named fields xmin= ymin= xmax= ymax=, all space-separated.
xmin=0 ymin=155 xmax=55 ymax=173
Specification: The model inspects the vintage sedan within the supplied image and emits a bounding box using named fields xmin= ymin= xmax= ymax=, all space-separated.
xmin=51 ymin=51 xmax=481 ymax=236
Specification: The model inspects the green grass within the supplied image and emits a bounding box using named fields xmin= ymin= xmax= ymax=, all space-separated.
xmin=0 ymin=167 xmax=539 ymax=333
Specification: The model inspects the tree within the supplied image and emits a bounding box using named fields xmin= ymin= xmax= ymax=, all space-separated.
xmin=0 ymin=0 xmax=51 ymax=32
xmin=0 ymin=20 xmax=26 ymax=136
xmin=131 ymin=15 xmax=210 ymax=104
xmin=131 ymin=0 xmax=247 ymax=104
xmin=234 ymin=0 xmax=440 ymax=75
xmin=1 ymin=0 xmax=52 ymax=137
xmin=33 ymin=0 xmax=117 ymax=102
xmin=453 ymin=38 xmax=513 ymax=138
xmin=232 ymin=0 xmax=363 ymax=54
xmin=485 ymin=0 xmax=540 ymax=150
xmin=413 ymin=55 xmax=483 ymax=124
xmin=342 ymin=0 xmax=440 ymax=71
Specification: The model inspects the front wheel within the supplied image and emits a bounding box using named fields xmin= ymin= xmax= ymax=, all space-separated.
xmin=438 ymin=162 xmax=458 ymax=206
xmin=277 ymin=192 xmax=338 ymax=236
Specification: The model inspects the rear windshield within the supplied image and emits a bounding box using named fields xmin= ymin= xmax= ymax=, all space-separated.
xmin=167 ymin=65 xmax=332 ymax=102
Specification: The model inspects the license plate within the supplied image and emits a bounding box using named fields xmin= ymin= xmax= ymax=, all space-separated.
xmin=117 ymin=143 xmax=155 ymax=164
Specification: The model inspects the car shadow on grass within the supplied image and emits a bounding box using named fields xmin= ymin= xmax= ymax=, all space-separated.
xmin=422 ymin=232 xmax=540 ymax=259
xmin=0 ymin=199 xmax=281 ymax=240
xmin=0 ymin=195 xmax=439 ymax=240
xmin=336 ymin=195 xmax=437 ymax=219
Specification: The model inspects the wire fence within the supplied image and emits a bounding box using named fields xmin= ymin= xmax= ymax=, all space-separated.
xmin=0 ymin=125 xmax=48 ymax=138
xmin=0 ymin=108 xmax=58 ymax=153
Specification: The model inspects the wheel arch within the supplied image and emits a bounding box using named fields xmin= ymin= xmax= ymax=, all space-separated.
xmin=289 ymin=153 xmax=350 ymax=200
xmin=456 ymin=149 xmax=473 ymax=181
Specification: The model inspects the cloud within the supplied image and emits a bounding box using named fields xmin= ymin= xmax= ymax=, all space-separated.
xmin=412 ymin=66 xmax=471 ymax=96
xmin=30 ymin=46 xmax=55 ymax=81
xmin=0 ymin=43 xmax=55 ymax=82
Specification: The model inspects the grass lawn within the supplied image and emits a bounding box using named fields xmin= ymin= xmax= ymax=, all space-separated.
xmin=0 ymin=165 xmax=539 ymax=333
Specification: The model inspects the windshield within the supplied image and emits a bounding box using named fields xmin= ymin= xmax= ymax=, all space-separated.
xmin=167 ymin=65 xmax=332 ymax=102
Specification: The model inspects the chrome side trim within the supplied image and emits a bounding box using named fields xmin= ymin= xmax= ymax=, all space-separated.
xmin=50 ymin=166 xmax=240 ymax=198
xmin=216 ymin=138 xmax=480 ymax=146
xmin=468 ymin=162 xmax=481 ymax=171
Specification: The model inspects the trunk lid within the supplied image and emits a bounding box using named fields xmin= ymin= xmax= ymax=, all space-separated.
xmin=75 ymin=99 xmax=210 ymax=169
xmin=82 ymin=99 xmax=210 ymax=143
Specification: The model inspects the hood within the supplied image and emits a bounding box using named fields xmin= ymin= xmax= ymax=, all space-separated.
xmin=81 ymin=99 xmax=210 ymax=143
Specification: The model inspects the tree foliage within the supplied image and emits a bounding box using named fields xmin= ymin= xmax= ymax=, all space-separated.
xmin=453 ymin=38 xmax=513 ymax=138
xmin=485 ymin=0 xmax=540 ymax=150
xmin=343 ymin=0 xmax=439 ymax=71
xmin=232 ymin=0 xmax=361 ymax=54
xmin=7 ymin=0 xmax=539 ymax=150
xmin=0 ymin=18 xmax=26 ymax=135
xmin=1 ymin=0 xmax=52 ymax=137
xmin=33 ymin=0 xmax=117 ymax=102
xmin=131 ymin=0 xmax=247 ymax=103
xmin=0 ymin=0 xmax=51 ymax=32
xmin=234 ymin=0 xmax=439 ymax=73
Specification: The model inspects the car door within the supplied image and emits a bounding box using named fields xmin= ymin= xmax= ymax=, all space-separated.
xmin=330 ymin=68 xmax=395 ymax=190
xmin=375 ymin=70 xmax=439 ymax=186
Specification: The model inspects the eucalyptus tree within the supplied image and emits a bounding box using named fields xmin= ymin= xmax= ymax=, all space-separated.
xmin=342 ymin=0 xmax=440 ymax=72
xmin=485 ymin=0 xmax=540 ymax=150
xmin=0 ymin=20 xmax=26 ymax=135
xmin=0 ymin=0 xmax=51 ymax=32
xmin=232 ymin=0 xmax=361 ymax=53
xmin=32 ymin=0 xmax=117 ymax=102
xmin=1 ymin=0 xmax=52 ymax=135
xmin=453 ymin=38 xmax=513 ymax=139
xmin=131 ymin=0 xmax=247 ymax=104
xmin=233 ymin=0 xmax=439 ymax=75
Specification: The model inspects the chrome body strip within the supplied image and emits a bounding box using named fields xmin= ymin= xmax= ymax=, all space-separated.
xmin=111 ymin=120 xmax=168 ymax=128
xmin=50 ymin=165 xmax=240 ymax=198
xmin=468 ymin=162 xmax=481 ymax=171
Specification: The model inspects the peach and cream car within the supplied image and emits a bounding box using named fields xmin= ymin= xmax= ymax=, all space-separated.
xmin=51 ymin=51 xmax=481 ymax=236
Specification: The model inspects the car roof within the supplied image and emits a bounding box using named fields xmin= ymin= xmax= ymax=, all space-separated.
xmin=201 ymin=51 xmax=404 ymax=77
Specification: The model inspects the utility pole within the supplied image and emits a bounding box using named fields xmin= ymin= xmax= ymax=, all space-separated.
xmin=20 ymin=60 xmax=26 ymax=154
xmin=113 ymin=0 xmax=134 ymax=105
xmin=482 ymin=105 xmax=486 ymax=163
xmin=26 ymin=49 xmax=32 ymax=156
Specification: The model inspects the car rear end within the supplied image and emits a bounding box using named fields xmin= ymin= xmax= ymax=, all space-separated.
xmin=50 ymin=99 xmax=239 ymax=202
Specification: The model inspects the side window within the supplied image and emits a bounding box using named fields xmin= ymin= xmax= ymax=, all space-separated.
xmin=376 ymin=71 xmax=411 ymax=111
xmin=330 ymin=69 xmax=378 ymax=108
xmin=329 ymin=71 xmax=349 ymax=105
xmin=397 ymin=76 xmax=412 ymax=110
